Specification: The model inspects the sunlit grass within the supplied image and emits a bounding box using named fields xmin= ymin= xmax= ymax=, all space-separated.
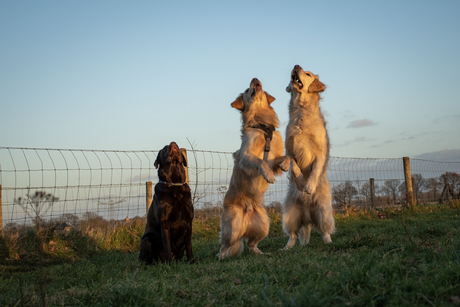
xmin=0 ymin=202 xmax=459 ymax=306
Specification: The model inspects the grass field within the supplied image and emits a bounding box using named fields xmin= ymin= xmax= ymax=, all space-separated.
xmin=1 ymin=203 xmax=460 ymax=306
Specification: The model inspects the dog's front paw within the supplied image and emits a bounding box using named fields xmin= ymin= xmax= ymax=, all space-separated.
xmin=261 ymin=162 xmax=275 ymax=183
xmin=280 ymin=156 xmax=290 ymax=172
xmin=304 ymin=180 xmax=317 ymax=195
xmin=263 ymin=171 xmax=275 ymax=184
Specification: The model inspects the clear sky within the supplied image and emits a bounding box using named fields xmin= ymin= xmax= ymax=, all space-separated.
xmin=1 ymin=1 xmax=459 ymax=161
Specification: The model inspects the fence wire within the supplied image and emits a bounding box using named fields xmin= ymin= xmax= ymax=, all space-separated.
xmin=1 ymin=147 xmax=459 ymax=231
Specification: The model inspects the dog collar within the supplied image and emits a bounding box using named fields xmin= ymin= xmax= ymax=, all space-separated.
xmin=158 ymin=180 xmax=187 ymax=187
xmin=250 ymin=124 xmax=275 ymax=162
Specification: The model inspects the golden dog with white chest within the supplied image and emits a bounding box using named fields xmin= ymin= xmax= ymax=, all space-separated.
xmin=282 ymin=65 xmax=335 ymax=249
xmin=219 ymin=78 xmax=290 ymax=259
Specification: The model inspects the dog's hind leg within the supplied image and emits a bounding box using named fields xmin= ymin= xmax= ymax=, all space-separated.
xmin=314 ymin=191 xmax=335 ymax=244
xmin=225 ymin=239 xmax=244 ymax=258
xmin=245 ymin=207 xmax=269 ymax=254
xmin=282 ymin=195 xmax=303 ymax=250
xmin=139 ymin=233 xmax=160 ymax=264
xmin=298 ymin=224 xmax=312 ymax=246
xmin=218 ymin=207 xmax=244 ymax=259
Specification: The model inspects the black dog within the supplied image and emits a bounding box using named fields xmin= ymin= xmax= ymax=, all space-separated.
xmin=139 ymin=142 xmax=195 ymax=264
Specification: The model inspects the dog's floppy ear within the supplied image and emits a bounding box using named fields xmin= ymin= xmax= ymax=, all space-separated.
xmin=154 ymin=155 xmax=160 ymax=169
xmin=265 ymin=92 xmax=275 ymax=104
xmin=181 ymin=152 xmax=187 ymax=167
xmin=154 ymin=146 xmax=168 ymax=169
xmin=286 ymin=84 xmax=292 ymax=93
xmin=231 ymin=94 xmax=244 ymax=111
xmin=308 ymin=78 xmax=326 ymax=93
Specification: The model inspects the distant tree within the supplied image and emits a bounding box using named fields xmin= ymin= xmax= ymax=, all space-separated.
xmin=426 ymin=178 xmax=442 ymax=201
xmin=398 ymin=181 xmax=406 ymax=203
xmin=359 ymin=182 xmax=371 ymax=203
xmin=267 ymin=201 xmax=282 ymax=213
xmin=439 ymin=172 xmax=460 ymax=198
xmin=332 ymin=181 xmax=358 ymax=208
xmin=81 ymin=211 xmax=108 ymax=229
xmin=82 ymin=211 xmax=102 ymax=221
xmin=381 ymin=179 xmax=400 ymax=206
xmin=412 ymin=174 xmax=427 ymax=203
xmin=58 ymin=213 xmax=80 ymax=227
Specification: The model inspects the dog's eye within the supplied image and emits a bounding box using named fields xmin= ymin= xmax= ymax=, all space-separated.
xmin=306 ymin=73 xmax=311 ymax=77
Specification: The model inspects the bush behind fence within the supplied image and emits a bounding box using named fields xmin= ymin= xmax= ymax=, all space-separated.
xmin=1 ymin=147 xmax=459 ymax=232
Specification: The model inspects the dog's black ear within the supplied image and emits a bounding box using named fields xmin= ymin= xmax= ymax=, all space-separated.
xmin=154 ymin=155 xmax=160 ymax=169
xmin=231 ymin=94 xmax=244 ymax=111
xmin=286 ymin=84 xmax=292 ymax=93
xmin=154 ymin=146 xmax=168 ymax=169
xmin=308 ymin=78 xmax=326 ymax=93
xmin=265 ymin=92 xmax=275 ymax=104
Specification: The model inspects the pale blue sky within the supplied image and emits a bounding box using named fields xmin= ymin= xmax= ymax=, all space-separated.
xmin=1 ymin=1 xmax=459 ymax=161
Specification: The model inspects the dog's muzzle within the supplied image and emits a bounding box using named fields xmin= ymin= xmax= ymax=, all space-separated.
xmin=291 ymin=70 xmax=303 ymax=89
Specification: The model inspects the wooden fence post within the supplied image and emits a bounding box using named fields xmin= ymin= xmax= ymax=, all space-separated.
xmin=370 ymin=178 xmax=375 ymax=208
xmin=0 ymin=184 xmax=3 ymax=236
xmin=146 ymin=181 xmax=153 ymax=214
xmin=403 ymin=157 xmax=415 ymax=207
xmin=180 ymin=148 xmax=189 ymax=184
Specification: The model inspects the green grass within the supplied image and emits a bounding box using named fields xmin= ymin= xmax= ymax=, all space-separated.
xmin=1 ymin=203 xmax=460 ymax=306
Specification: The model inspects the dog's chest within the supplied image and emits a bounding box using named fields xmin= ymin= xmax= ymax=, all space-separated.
xmin=288 ymin=113 xmax=327 ymax=164
xmin=290 ymin=114 xmax=326 ymax=144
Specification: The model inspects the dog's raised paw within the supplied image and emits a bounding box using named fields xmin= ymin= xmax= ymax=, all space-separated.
xmin=261 ymin=164 xmax=275 ymax=183
xmin=263 ymin=172 xmax=275 ymax=184
xmin=304 ymin=181 xmax=317 ymax=195
xmin=280 ymin=157 xmax=290 ymax=172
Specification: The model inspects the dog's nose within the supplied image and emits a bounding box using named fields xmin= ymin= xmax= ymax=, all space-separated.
xmin=169 ymin=142 xmax=179 ymax=152
xmin=251 ymin=78 xmax=259 ymax=83
xmin=294 ymin=65 xmax=300 ymax=69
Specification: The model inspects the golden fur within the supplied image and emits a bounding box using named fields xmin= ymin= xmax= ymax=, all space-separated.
xmin=282 ymin=65 xmax=335 ymax=249
xmin=218 ymin=78 xmax=290 ymax=259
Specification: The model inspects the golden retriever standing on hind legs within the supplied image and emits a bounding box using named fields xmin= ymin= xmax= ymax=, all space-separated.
xmin=218 ymin=78 xmax=290 ymax=259
xmin=282 ymin=65 xmax=335 ymax=249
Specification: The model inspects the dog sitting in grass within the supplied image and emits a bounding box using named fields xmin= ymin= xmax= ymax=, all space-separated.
xmin=139 ymin=142 xmax=195 ymax=264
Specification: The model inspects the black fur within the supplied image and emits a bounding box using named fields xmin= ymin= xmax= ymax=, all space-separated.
xmin=139 ymin=142 xmax=195 ymax=264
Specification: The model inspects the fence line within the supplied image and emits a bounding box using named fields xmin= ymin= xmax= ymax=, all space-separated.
xmin=1 ymin=147 xmax=460 ymax=231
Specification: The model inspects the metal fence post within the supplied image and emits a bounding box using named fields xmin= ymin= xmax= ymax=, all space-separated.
xmin=146 ymin=181 xmax=153 ymax=214
xmin=370 ymin=178 xmax=375 ymax=208
xmin=180 ymin=148 xmax=189 ymax=184
xmin=403 ymin=157 xmax=415 ymax=207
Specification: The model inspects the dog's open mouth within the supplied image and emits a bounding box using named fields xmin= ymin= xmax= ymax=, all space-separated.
xmin=291 ymin=71 xmax=303 ymax=89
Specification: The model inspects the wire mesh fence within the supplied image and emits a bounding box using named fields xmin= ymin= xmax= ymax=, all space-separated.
xmin=1 ymin=147 xmax=459 ymax=232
